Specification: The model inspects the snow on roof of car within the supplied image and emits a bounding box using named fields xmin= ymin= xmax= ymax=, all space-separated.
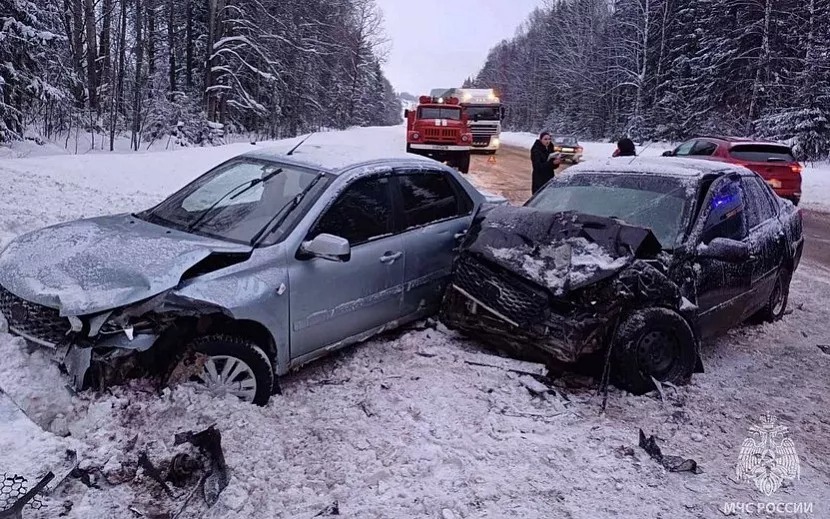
xmin=240 ymin=141 xmax=439 ymax=173
xmin=565 ymin=157 xmax=746 ymax=178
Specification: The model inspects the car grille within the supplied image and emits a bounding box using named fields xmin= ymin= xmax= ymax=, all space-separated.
xmin=423 ymin=128 xmax=459 ymax=143
xmin=0 ymin=285 xmax=69 ymax=347
xmin=471 ymin=126 xmax=498 ymax=136
xmin=452 ymin=255 xmax=552 ymax=327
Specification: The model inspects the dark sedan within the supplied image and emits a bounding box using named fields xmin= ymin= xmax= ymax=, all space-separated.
xmin=440 ymin=157 xmax=804 ymax=394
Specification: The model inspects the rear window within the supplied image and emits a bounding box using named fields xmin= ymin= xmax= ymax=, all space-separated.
xmin=729 ymin=144 xmax=795 ymax=163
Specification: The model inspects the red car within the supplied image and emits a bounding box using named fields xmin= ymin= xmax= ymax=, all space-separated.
xmin=663 ymin=136 xmax=802 ymax=205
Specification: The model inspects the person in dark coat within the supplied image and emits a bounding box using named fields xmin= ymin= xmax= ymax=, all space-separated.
xmin=613 ymin=137 xmax=636 ymax=157
xmin=531 ymin=132 xmax=561 ymax=194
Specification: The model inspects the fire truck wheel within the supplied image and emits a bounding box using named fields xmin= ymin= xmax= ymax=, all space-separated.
xmin=457 ymin=152 xmax=470 ymax=174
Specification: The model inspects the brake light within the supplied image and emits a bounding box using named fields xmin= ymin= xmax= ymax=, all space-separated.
xmin=790 ymin=164 xmax=802 ymax=175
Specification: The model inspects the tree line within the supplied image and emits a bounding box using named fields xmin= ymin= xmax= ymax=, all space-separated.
xmin=473 ymin=0 xmax=830 ymax=160
xmin=0 ymin=0 xmax=401 ymax=150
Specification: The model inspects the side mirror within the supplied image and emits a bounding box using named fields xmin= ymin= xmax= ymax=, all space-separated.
xmin=300 ymin=233 xmax=350 ymax=261
xmin=500 ymin=106 xmax=505 ymax=119
xmin=697 ymin=237 xmax=750 ymax=263
xmin=403 ymin=109 xmax=410 ymax=119
xmin=662 ymin=150 xmax=675 ymax=157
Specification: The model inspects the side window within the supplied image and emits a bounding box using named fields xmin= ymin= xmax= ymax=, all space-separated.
xmin=312 ymin=176 xmax=393 ymax=245
xmin=752 ymin=177 xmax=778 ymax=220
xmin=691 ymin=140 xmax=717 ymax=156
xmin=740 ymin=177 xmax=764 ymax=229
xmin=674 ymin=140 xmax=697 ymax=156
xmin=398 ymin=172 xmax=472 ymax=229
xmin=701 ymin=178 xmax=747 ymax=243
xmin=741 ymin=177 xmax=776 ymax=228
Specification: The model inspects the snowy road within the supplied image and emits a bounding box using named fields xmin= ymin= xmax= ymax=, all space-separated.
xmin=1 ymin=126 xmax=829 ymax=518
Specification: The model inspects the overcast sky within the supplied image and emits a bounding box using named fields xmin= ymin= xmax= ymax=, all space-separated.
xmin=374 ymin=0 xmax=543 ymax=95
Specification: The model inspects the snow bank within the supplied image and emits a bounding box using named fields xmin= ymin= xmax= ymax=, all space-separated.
xmin=801 ymin=163 xmax=830 ymax=212
xmin=499 ymin=132 xmax=673 ymax=161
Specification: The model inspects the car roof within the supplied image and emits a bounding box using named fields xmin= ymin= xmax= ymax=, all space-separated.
xmin=565 ymin=157 xmax=748 ymax=179
xmin=694 ymin=135 xmax=790 ymax=147
xmin=240 ymin=142 xmax=441 ymax=174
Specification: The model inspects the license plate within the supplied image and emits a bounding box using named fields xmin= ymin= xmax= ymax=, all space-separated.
xmin=433 ymin=145 xmax=449 ymax=150
xmin=562 ymin=148 xmax=574 ymax=153
xmin=767 ymin=179 xmax=782 ymax=189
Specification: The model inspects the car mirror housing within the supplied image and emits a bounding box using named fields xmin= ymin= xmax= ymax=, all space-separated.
xmin=301 ymin=233 xmax=350 ymax=261
xmin=662 ymin=150 xmax=675 ymax=157
xmin=698 ymin=237 xmax=750 ymax=263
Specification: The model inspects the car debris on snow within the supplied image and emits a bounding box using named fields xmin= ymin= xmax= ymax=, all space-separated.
xmin=638 ymin=429 xmax=702 ymax=474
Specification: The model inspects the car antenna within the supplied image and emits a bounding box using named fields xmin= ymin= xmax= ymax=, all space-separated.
xmin=286 ymin=132 xmax=314 ymax=156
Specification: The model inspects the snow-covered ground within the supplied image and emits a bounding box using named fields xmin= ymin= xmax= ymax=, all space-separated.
xmin=2 ymin=125 xmax=830 ymax=518
xmin=501 ymin=131 xmax=830 ymax=213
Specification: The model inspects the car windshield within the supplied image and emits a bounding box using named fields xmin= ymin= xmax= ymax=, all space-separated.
xmin=729 ymin=144 xmax=795 ymax=162
xmin=418 ymin=107 xmax=461 ymax=120
xmin=465 ymin=106 xmax=500 ymax=121
xmin=554 ymin=136 xmax=578 ymax=146
xmin=526 ymin=173 xmax=694 ymax=249
xmin=138 ymin=158 xmax=324 ymax=244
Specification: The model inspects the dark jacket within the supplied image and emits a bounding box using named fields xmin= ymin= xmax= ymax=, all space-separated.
xmin=531 ymin=140 xmax=557 ymax=194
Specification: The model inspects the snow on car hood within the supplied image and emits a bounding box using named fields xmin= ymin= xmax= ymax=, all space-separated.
xmin=465 ymin=206 xmax=662 ymax=296
xmin=0 ymin=214 xmax=252 ymax=316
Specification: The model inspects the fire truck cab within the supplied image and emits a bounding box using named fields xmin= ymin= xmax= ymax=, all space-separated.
xmin=404 ymin=95 xmax=472 ymax=174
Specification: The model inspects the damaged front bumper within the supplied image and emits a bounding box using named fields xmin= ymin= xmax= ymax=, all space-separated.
xmin=0 ymin=284 xmax=161 ymax=391
xmin=441 ymin=255 xmax=616 ymax=364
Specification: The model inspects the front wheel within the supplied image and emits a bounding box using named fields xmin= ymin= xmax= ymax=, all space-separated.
xmin=457 ymin=151 xmax=471 ymax=174
xmin=170 ymin=334 xmax=275 ymax=405
xmin=610 ymin=308 xmax=697 ymax=395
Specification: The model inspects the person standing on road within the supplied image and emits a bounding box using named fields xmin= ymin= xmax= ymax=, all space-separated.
xmin=531 ymin=132 xmax=562 ymax=194
xmin=613 ymin=137 xmax=636 ymax=157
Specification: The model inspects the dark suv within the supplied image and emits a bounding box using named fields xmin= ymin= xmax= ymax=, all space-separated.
xmin=441 ymin=158 xmax=804 ymax=394
xmin=663 ymin=136 xmax=803 ymax=205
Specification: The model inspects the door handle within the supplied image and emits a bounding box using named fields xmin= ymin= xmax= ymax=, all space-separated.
xmin=454 ymin=230 xmax=467 ymax=241
xmin=379 ymin=251 xmax=402 ymax=264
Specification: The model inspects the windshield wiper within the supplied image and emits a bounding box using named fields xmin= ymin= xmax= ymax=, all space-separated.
xmin=250 ymin=172 xmax=324 ymax=246
xmin=185 ymin=168 xmax=283 ymax=233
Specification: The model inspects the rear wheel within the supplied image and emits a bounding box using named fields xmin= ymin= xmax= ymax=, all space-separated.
xmin=170 ymin=334 xmax=275 ymax=405
xmin=753 ymin=267 xmax=791 ymax=323
xmin=610 ymin=308 xmax=697 ymax=395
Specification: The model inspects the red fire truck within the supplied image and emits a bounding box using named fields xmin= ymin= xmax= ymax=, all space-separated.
xmin=404 ymin=95 xmax=472 ymax=173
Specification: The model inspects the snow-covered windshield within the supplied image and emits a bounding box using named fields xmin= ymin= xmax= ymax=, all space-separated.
xmin=418 ymin=107 xmax=462 ymax=120
xmin=526 ymin=174 xmax=693 ymax=248
xmin=465 ymin=106 xmax=500 ymax=121
xmin=138 ymin=158 xmax=324 ymax=244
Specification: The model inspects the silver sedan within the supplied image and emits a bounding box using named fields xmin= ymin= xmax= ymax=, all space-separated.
xmin=0 ymin=146 xmax=496 ymax=405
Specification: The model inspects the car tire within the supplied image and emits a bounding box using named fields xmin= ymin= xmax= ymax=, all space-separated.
xmin=610 ymin=307 xmax=697 ymax=395
xmin=754 ymin=267 xmax=791 ymax=323
xmin=458 ymin=152 xmax=471 ymax=174
xmin=172 ymin=334 xmax=275 ymax=406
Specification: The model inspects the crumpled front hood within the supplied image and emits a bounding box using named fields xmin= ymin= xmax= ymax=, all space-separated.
xmin=463 ymin=206 xmax=662 ymax=296
xmin=0 ymin=214 xmax=252 ymax=316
